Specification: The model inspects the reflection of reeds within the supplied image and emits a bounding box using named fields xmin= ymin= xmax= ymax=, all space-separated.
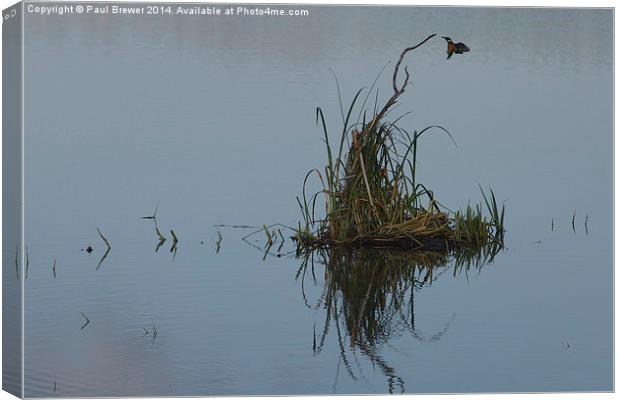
xmin=151 ymin=320 xmax=158 ymax=345
xmin=142 ymin=202 xmax=167 ymax=251
xmin=142 ymin=201 xmax=159 ymax=220
xmin=299 ymin=246 xmax=494 ymax=392
xmin=241 ymin=223 xmax=296 ymax=259
xmin=95 ymin=227 xmax=112 ymax=270
xmin=95 ymin=247 xmax=111 ymax=271
xmin=25 ymin=245 xmax=29 ymax=280
xmin=154 ymin=220 xmax=166 ymax=252
xmin=295 ymin=37 xmax=504 ymax=253
xmin=306 ymin=249 xmax=452 ymax=348
xmin=262 ymin=225 xmax=273 ymax=247
xmin=215 ymin=230 xmax=223 ymax=253
xmin=80 ymin=312 xmax=90 ymax=330
xmin=15 ymin=244 xmax=19 ymax=280
xmin=97 ymin=227 xmax=111 ymax=249
xmin=170 ymin=229 xmax=178 ymax=259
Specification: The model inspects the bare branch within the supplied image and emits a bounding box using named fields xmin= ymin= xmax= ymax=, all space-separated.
xmin=392 ymin=34 xmax=436 ymax=95
xmin=367 ymin=34 xmax=437 ymax=134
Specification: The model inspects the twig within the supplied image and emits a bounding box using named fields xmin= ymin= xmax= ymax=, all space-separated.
xmin=216 ymin=230 xmax=223 ymax=253
xmin=156 ymin=237 xmax=166 ymax=252
xmin=276 ymin=229 xmax=286 ymax=254
xmin=25 ymin=245 xmax=29 ymax=280
xmin=152 ymin=219 xmax=166 ymax=252
xmin=170 ymin=229 xmax=179 ymax=260
xmin=242 ymin=236 xmax=296 ymax=259
xmin=80 ymin=312 xmax=90 ymax=330
xmin=571 ymin=211 xmax=576 ymax=233
xmin=584 ymin=214 xmax=589 ymax=235
xmin=151 ymin=320 xmax=158 ymax=345
xmin=263 ymin=225 xmax=273 ymax=247
xmin=15 ymin=244 xmax=19 ymax=280
xmin=155 ymin=224 xmax=166 ymax=242
xmin=392 ymin=35 xmax=437 ymax=93
xmin=367 ymin=34 xmax=436 ymax=133
xmin=142 ymin=200 xmax=159 ymax=219
xmin=97 ymin=227 xmax=111 ymax=250
xmin=52 ymin=258 xmax=56 ymax=279
xmin=241 ymin=223 xmax=296 ymax=241
xmin=96 ymin=247 xmax=111 ymax=271
xmin=262 ymin=243 xmax=273 ymax=261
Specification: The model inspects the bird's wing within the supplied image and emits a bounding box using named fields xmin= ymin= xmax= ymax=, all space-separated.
xmin=459 ymin=43 xmax=470 ymax=52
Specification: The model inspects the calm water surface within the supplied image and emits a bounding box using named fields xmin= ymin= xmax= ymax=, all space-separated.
xmin=10 ymin=5 xmax=614 ymax=396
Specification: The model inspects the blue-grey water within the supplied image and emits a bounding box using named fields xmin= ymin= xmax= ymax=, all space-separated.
xmin=6 ymin=4 xmax=614 ymax=397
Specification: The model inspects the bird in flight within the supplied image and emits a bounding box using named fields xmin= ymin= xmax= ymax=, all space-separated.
xmin=442 ymin=36 xmax=470 ymax=59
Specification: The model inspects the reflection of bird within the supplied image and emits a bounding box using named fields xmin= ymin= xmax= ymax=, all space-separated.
xmin=442 ymin=36 xmax=470 ymax=59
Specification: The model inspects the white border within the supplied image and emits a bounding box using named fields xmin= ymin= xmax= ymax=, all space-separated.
xmin=0 ymin=1 xmax=615 ymax=400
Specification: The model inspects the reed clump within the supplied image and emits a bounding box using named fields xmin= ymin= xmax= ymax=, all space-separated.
xmin=295 ymin=35 xmax=505 ymax=252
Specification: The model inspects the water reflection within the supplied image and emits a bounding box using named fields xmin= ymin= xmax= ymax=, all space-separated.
xmin=95 ymin=245 xmax=111 ymax=271
xmin=240 ymin=223 xmax=297 ymax=260
xmin=297 ymin=247 xmax=498 ymax=393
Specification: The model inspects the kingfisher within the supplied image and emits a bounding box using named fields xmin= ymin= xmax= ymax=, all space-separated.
xmin=442 ymin=37 xmax=470 ymax=60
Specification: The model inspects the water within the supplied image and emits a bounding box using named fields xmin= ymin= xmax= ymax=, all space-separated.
xmin=7 ymin=5 xmax=613 ymax=396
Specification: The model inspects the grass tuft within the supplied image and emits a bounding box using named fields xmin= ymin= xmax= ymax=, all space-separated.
xmin=295 ymin=39 xmax=505 ymax=254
